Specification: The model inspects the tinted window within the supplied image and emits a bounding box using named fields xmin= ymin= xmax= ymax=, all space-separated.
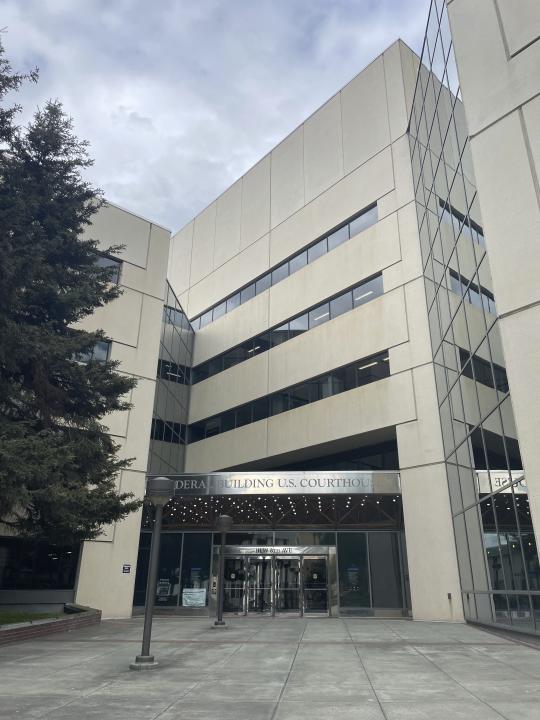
xmin=191 ymin=316 xmax=201 ymax=330
xmin=289 ymin=251 xmax=307 ymax=275
xmin=330 ymin=291 xmax=353 ymax=319
xmin=96 ymin=255 xmax=121 ymax=284
xmin=327 ymin=225 xmax=349 ymax=251
xmin=208 ymin=356 xmax=223 ymax=376
xmin=235 ymin=405 xmax=252 ymax=427
xmin=309 ymin=302 xmax=330 ymax=328
xmin=308 ymin=238 xmax=327 ymax=263
xmin=290 ymin=383 xmax=312 ymax=408
xmin=270 ymin=324 xmax=289 ymax=347
xmin=252 ymin=398 xmax=269 ymax=422
xmin=240 ymin=284 xmax=255 ymax=303
xmin=353 ymin=275 xmax=383 ymax=307
xmin=221 ymin=411 xmax=236 ymax=433
xmin=212 ymin=301 xmax=226 ymax=320
xmin=349 ymin=205 xmax=377 ymax=237
xmin=93 ymin=341 xmax=110 ymax=362
xmin=204 ymin=418 xmax=220 ymax=438
xmin=199 ymin=309 xmax=213 ymax=328
xmin=255 ymin=274 xmax=271 ymax=294
xmin=289 ymin=314 xmax=308 ymax=338
xmin=226 ymin=293 xmax=241 ymax=312
xmin=271 ymin=263 xmax=289 ymax=285
xmin=223 ymin=346 xmax=248 ymax=369
xmin=270 ymin=392 xmax=290 ymax=416
xmin=192 ymin=364 xmax=209 ymax=383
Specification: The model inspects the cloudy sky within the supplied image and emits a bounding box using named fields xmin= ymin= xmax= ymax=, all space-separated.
xmin=2 ymin=0 xmax=428 ymax=233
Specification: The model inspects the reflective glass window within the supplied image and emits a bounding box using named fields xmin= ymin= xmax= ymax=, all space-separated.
xmin=222 ymin=346 xmax=248 ymax=370
xmin=235 ymin=404 xmax=252 ymax=428
xmin=369 ymin=533 xmax=403 ymax=608
xmin=96 ymin=254 xmax=121 ymax=284
xmin=353 ymin=275 xmax=383 ymax=307
xmin=327 ymin=225 xmax=349 ymax=251
xmin=271 ymin=263 xmax=289 ymax=285
xmin=307 ymin=238 xmax=327 ymax=263
xmin=154 ymin=533 xmax=182 ymax=607
xmin=270 ymin=392 xmax=290 ymax=416
xmin=221 ymin=411 xmax=235 ymax=433
xmin=199 ymin=309 xmax=213 ymax=328
xmin=212 ymin=301 xmax=226 ymax=321
xmin=337 ymin=532 xmax=370 ymax=611
xmin=180 ymin=533 xmax=211 ymax=608
xmin=289 ymin=251 xmax=307 ymax=275
xmin=349 ymin=205 xmax=377 ymax=237
xmin=330 ymin=291 xmax=353 ymax=319
xmin=240 ymin=284 xmax=255 ymax=303
xmin=92 ymin=340 xmax=110 ymax=362
xmin=309 ymin=302 xmax=330 ymax=328
xmin=255 ymin=274 xmax=271 ymax=294
xmin=191 ymin=316 xmax=201 ymax=330
xmin=192 ymin=364 xmax=209 ymax=383
xmin=204 ymin=418 xmax=220 ymax=438
xmin=289 ymin=383 xmax=312 ymax=408
xmin=226 ymin=292 xmax=241 ymax=312
xmin=252 ymin=397 xmax=269 ymax=422
xmin=289 ymin=314 xmax=308 ymax=339
xmin=270 ymin=324 xmax=289 ymax=347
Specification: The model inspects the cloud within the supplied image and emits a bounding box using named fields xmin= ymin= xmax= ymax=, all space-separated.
xmin=1 ymin=0 xmax=428 ymax=232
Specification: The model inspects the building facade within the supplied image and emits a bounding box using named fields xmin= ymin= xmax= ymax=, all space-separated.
xmin=1 ymin=0 xmax=539 ymax=632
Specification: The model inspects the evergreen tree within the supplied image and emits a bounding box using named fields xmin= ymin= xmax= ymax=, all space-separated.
xmin=0 ymin=41 xmax=141 ymax=545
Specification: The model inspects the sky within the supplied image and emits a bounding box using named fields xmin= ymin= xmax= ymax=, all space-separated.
xmin=2 ymin=0 xmax=428 ymax=233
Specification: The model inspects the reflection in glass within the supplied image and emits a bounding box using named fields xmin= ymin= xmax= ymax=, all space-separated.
xmin=338 ymin=533 xmax=370 ymax=612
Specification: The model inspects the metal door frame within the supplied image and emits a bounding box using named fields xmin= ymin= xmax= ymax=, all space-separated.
xmin=212 ymin=545 xmax=336 ymax=617
xmin=301 ymin=555 xmax=330 ymax=617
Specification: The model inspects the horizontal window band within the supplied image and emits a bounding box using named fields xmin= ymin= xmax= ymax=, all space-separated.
xmin=190 ymin=203 xmax=378 ymax=330
xmin=188 ymin=350 xmax=390 ymax=444
xmin=191 ymin=273 xmax=383 ymax=384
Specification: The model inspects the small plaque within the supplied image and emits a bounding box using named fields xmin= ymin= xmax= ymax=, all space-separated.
xmin=122 ymin=564 xmax=131 ymax=574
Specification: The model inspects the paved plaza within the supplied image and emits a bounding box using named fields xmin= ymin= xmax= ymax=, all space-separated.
xmin=1 ymin=616 xmax=539 ymax=719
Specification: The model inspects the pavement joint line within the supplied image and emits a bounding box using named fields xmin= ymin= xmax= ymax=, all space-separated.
xmin=349 ymin=617 xmax=391 ymax=720
xmin=268 ymin=615 xmax=307 ymax=720
xmin=412 ymin=642 xmax=511 ymax=719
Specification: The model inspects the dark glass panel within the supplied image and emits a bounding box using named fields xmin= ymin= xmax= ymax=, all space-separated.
xmin=226 ymin=292 xmax=241 ymax=312
xmin=180 ymin=533 xmax=211 ymax=608
xmin=353 ymin=275 xmax=383 ymax=307
xmin=270 ymin=392 xmax=290 ymax=416
xmin=307 ymin=238 xmax=327 ymax=263
xmin=223 ymin=345 xmax=249 ymax=369
xmin=309 ymin=302 xmax=330 ymax=328
xmin=240 ymin=284 xmax=255 ymax=303
xmin=270 ymin=324 xmax=289 ymax=347
xmin=192 ymin=364 xmax=209 ymax=383
xmin=289 ymin=251 xmax=307 ymax=274
xmin=235 ymin=404 xmax=252 ymax=428
xmin=369 ymin=533 xmax=403 ymax=608
xmin=337 ymin=532 xmax=370 ymax=611
xmin=212 ymin=301 xmax=226 ymax=321
xmin=221 ymin=411 xmax=236 ymax=433
xmin=330 ymin=291 xmax=353 ymax=319
xmin=349 ymin=205 xmax=378 ymax=237
xmin=255 ymin=274 xmax=272 ymax=294
xmin=204 ymin=418 xmax=220 ymax=438
xmin=252 ymin=397 xmax=269 ymax=422
xmin=327 ymin=225 xmax=349 ymax=251
xmin=271 ymin=263 xmax=289 ymax=285
xmin=154 ymin=533 xmax=183 ymax=607
xmin=0 ymin=538 xmax=80 ymax=591
xmin=289 ymin=314 xmax=308 ymax=338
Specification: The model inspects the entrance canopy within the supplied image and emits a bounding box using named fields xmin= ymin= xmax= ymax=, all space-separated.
xmin=144 ymin=471 xmax=402 ymax=529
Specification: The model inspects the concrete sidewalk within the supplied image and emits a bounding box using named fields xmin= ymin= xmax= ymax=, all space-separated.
xmin=0 ymin=616 xmax=539 ymax=719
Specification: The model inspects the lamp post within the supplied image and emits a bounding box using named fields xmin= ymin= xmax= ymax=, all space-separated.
xmin=130 ymin=476 xmax=175 ymax=670
xmin=213 ymin=514 xmax=233 ymax=628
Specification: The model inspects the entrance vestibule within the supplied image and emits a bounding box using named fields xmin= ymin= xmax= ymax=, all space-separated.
xmin=220 ymin=548 xmax=332 ymax=616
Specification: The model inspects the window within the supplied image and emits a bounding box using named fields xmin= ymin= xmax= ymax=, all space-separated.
xmin=271 ymin=263 xmax=289 ymax=285
xmin=190 ymin=273 xmax=384 ymax=383
xmin=96 ymin=254 xmax=121 ymax=284
xmin=327 ymin=225 xmax=349 ymax=251
xmin=308 ymin=238 xmax=327 ymax=263
xmin=289 ymin=251 xmax=307 ymax=275
xmin=76 ymin=340 xmax=110 ymax=363
xmin=255 ymin=274 xmax=271 ymax=294
xmin=188 ymin=351 xmax=389 ymax=443
xmin=157 ymin=359 xmax=189 ymax=384
xmin=150 ymin=419 xmax=187 ymax=444
xmin=309 ymin=302 xmax=330 ymax=328
xmin=163 ymin=305 xmax=186 ymax=326
xmin=459 ymin=348 xmax=509 ymax=393
xmin=349 ymin=205 xmax=377 ymax=237
xmin=449 ymin=270 xmax=496 ymax=314
xmin=226 ymin=293 xmax=241 ymax=312
xmin=289 ymin=314 xmax=308 ymax=339
xmin=330 ymin=291 xmax=353 ymax=319
xmin=212 ymin=301 xmax=226 ymax=321
xmin=189 ymin=203 xmax=378 ymax=329
xmin=438 ymin=198 xmax=485 ymax=247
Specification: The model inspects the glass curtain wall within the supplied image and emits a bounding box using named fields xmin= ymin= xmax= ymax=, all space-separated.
xmin=409 ymin=0 xmax=540 ymax=631
xmin=148 ymin=282 xmax=194 ymax=475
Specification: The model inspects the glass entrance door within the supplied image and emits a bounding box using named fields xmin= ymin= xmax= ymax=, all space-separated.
xmin=223 ymin=557 xmax=244 ymax=613
xmin=247 ymin=557 xmax=272 ymax=614
xmin=302 ymin=556 xmax=328 ymax=615
xmin=275 ymin=557 xmax=301 ymax=614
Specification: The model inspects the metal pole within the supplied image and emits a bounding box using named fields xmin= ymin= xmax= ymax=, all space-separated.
xmin=130 ymin=503 xmax=164 ymax=668
xmin=214 ymin=529 xmax=226 ymax=626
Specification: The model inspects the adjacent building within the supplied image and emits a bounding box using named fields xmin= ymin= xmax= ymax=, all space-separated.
xmin=1 ymin=0 xmax=539 ymax=633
